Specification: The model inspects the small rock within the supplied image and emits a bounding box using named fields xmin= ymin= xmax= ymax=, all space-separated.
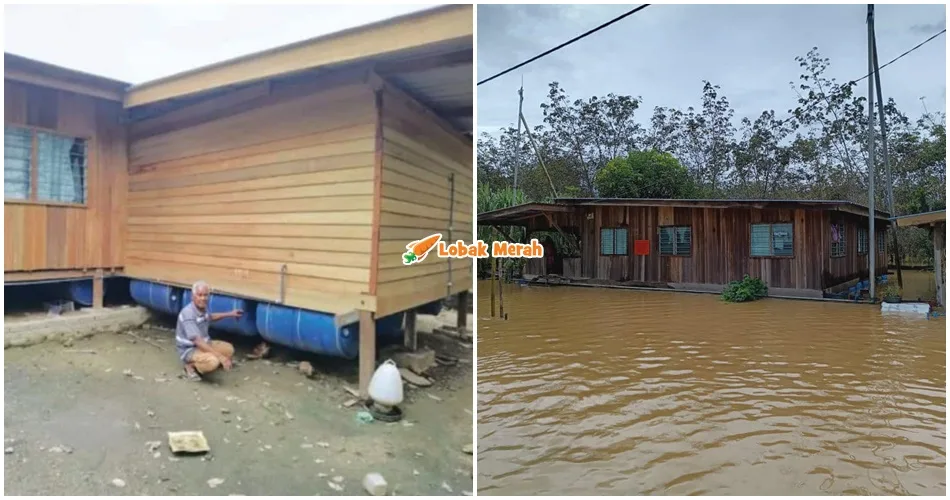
xmin=133 ymin=376 xmax=145 ymax=381
xmin=145 ymin=441 xmax=162 ymax=452
xmin=317 ymin=442 xmax=330 ymax=448
xmin=221 ymin=408 xmax=230 ymax=414
xmin=201 ymin=405 xmax=210 ymax=411
xmin=123 ymin=369 xmax=133 ymax=377
xmin=112 ymin=478 xmax=126 ymax=488
xmin=314 ymin=459 xmax=325 ymax=464
xmin=462 ymin=443 xmax=473 ymax=454
xmin=154 ymin=378 xmax=168 ymax=383
xmin=362 ymin=472 xmax=387 ymax=496
xmin=399 ymin=368 xmax=433 ymax=387
xmin=284 ymin=411 xmax=294 ymax=420
xmin=441 ymin=482 xmax=453 ymax=493
xmin=298 ymin=361 xmax=314 ymax=377
xmin=318 ymin=473 xmax=328 ymax=478
xmin=147 ymin=410 xmax=155 ymax=418
xmin=226 ymin=396 xmax=237 ymax=402
xmin=462 ymin=490 xmax=473 ymax=496
xmin=427 ymin=393 xmax=442 ymax=402
xmin=4 ymin=448 xmax=13 ymax=454
xmin=105 ymin=368 xmax=113 ymax=373
xmin=153 ymin=452 xmax=161 ymax=459
xmin=207 ymin=477 xmax=225 ymax=488
xmin=327 ymin=481 xmax=343 ymax=492
xmin=300 ymin=443 xmax=314 ymax=449
xmin=412 ymin=469 xmax=419 ymax=476
xmin=332 ymin=476 xmax=344 ymax=483
xmin=264 ymin=445 xmax=272 ymax=450
xmin=48 ymin=445 xmax=72 ymax=454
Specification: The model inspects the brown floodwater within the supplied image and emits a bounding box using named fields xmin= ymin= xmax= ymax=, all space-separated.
xmin=477 ymin=280 xmax=946 ymax=495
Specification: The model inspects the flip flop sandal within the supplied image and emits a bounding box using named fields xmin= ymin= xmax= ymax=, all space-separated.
xmin=182 ymin=368 xmax=202 ymax=382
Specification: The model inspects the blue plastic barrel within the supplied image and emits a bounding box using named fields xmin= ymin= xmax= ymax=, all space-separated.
xmin=129 ymin=280 xmax=183 ymax=316
xmin=66 ymin=279 xmax=106 ymax=307
xmin=256 ymin=303 xmax=405 ymax=359
xmin=417 ymin=299 xmax=444 ymax=316
xmin=182 ymin=289 xmax=258 ymax=337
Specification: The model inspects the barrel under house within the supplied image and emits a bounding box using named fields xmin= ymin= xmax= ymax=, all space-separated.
xmin=5 ymin=5 xmax=474 ymax=398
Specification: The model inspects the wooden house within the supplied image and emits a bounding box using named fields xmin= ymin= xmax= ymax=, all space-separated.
xmin=478 ymin=198 xmax=890 ymax=299
xmin=892 ymin=210 xmax=945 ymax=307
xmin=4 ymin=4 xmax=473 ymax=395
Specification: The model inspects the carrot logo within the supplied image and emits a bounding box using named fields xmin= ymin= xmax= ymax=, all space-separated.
xmin=403 ymin=233 xmax=443 ymax=265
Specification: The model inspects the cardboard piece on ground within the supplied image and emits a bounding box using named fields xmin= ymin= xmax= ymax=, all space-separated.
xmin=167 ymin=431 xmax=210 ymax=454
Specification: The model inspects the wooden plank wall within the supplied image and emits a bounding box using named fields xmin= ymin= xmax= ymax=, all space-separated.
xmin=375 ymin=85 xmax=473 ymax=317
xmin=538 ymin=205 xmax=888 ymax=291
xmin=822 ymin=211 xmax=888 ymax=288
xmin=125 ymin=76 xmax=378 ymax=315
xmin=4 ymin=80 xmax=127 ymax=272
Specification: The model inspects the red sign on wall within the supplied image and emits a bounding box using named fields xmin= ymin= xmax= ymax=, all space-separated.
xmin=634 ymin=239 xmax=650 ymax=256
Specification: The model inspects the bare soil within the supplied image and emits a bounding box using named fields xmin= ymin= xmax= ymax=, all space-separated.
xmin=4 ymin=310 xmax=473 ymax=496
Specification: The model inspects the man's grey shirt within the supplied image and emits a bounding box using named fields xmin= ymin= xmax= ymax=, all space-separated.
xmin=176 ymin=302 xmax=211 ymax=362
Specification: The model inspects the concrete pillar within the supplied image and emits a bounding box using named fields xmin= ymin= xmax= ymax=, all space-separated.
xmin=935 ymin=224 xmax=945 ymax=308
xmin=358 ymin=310 xmax=376 ymax=400
xmin=404 ymin=308 xmax=418 ymax=351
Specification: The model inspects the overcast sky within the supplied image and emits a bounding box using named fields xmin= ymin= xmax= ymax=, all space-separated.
xmin=477 ymin=4 xmax=947 ymax=139
xmin=4 ymin=4 xmax=433 ymax=83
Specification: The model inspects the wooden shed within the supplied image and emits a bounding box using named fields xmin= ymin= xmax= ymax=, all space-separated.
xmin=892 ymin=210 xmax=945 ymax=307
xmin=4 ymin=4 xmax=473 ymax=395
xmin=478 ymin=198 xmax=890 ymax=299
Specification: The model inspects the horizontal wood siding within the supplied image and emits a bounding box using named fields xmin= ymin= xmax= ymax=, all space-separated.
xmin=4 ymin=80 xmax=127 ymax=273
xmin=125 ymin=78 xmax=378 ymax=314
xmin=375 ymin=85 xmax=473 ymax=317
xmin=531 ymin=205 xmax=887 ymax=291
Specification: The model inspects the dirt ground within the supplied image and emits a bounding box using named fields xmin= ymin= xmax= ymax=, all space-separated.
xmin=4 ymin=309 xmax=473 ymax=496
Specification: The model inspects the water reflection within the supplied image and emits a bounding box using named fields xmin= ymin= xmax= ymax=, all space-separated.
xmin=477 ymin=281 xmax=946 ymax=495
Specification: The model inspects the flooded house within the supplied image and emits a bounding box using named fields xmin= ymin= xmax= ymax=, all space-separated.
xmin=478 ymin=198 xmax=890 ymax=299
xmin=4 ymin=4 xmax=473 ymax=395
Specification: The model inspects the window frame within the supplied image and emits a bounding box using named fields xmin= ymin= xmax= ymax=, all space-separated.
xmin=658 ymin=225 xmax=692 ymax=257
xmin=857 ymin=227 xmax=869 ymax=255
xmin=750 ymin=222 xmax=795 ymax=258
xmin=599 ymin=227 xmax=629 ymax=256
xmin=877 ymin=231 xmax=886 ymax=254
xmin=4 ymin=124 xmax=90 ymax=208
xmin=830 ymin=222 xmax=846 ymax=258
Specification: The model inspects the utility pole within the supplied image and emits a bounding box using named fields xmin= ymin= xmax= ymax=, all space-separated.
xmin=871 ymin=23 xmax=903 ymax=288
xmin=514 ymin=80 xmax=524 ymax=190
xmin=866 ymin=4 xmax=877 ymax=301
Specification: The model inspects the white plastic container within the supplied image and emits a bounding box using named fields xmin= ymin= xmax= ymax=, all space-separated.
xmin=368 ymin=359 xmax=404 ymax=407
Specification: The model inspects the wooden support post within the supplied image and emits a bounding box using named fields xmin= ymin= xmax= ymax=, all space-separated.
xmin=934 ymin=224 xmax=945 ymax=308
xmin=404 ymin=308 xmax=418 ymax=351
xmin=456 ymin=290 xmax=468 ymax=331
xmin=92 ymin=269 xmax=104 ymax=309
xmin=358 ymin=310 xmax=376 ymax=400
xmin=490 ymin=257 xmax=496 ymax=317
xmin=499 ymin=264 xmax=505 ymax=320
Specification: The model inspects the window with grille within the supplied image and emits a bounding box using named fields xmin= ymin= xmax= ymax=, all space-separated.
xmin=857 ymin=228 xmax=869 ymax=254
xmin=600 ymin=227 xmax=628 ymax=256
xmin=878 ymin=232 xmax=885 ymax=253
xmin=830 ymin=223 xmax=846 ymax=258
xmin=3 ymin=125 xmax=87 ymax=204
xmin=659 ymin=226 xmax=691 ymax=256
xmin=751 ymin=223 xmax=794 ymax=257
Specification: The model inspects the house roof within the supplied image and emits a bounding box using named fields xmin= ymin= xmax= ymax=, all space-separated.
xmin=478 ymin=198 xmax=892 ymax=225
xmin=122 ymin=4 xmax=472 ymax=135
xmin=4 ymin=52 xmax=130 ymax=102
xmin=891 ymin=209 xmax=945 ymax=228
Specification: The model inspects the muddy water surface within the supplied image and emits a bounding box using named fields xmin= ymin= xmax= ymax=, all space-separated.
xmin=477 ymin=281 xmax=945 ymax=495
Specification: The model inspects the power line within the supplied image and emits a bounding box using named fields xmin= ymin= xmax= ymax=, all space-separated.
xmin=849 ymin=28 xmax=946 ymax=85
xmin=477 ymin=4 xmax=650 ymax=86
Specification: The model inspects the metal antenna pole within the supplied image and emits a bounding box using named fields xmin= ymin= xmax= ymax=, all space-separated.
xmin=871 ymin=24 xmax=903 ymax=288
xmin=866 ymin=4 xmax=877 ymax=300
xmin=514 ymin=80 xmax=524 ymax=190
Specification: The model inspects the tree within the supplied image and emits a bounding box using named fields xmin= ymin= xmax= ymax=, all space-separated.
xmin=594 ymin=150 xmax=693 ymax=199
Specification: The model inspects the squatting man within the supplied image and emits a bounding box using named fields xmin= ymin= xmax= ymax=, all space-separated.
xmin=176 ymin=281 xmax=242 ymax=380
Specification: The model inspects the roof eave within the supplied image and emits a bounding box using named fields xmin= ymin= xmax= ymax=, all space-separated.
xmin=122 ymin=4 xmax=472 ymax=109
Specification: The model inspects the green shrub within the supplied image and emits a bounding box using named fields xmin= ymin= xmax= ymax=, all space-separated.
xmin=721 ymin=275 xmax=768 ymax=303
